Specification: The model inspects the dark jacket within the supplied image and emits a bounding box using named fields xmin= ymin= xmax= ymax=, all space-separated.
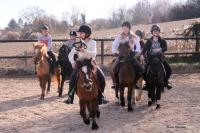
xmin=141 ymin=36 xmax=167 ymax=58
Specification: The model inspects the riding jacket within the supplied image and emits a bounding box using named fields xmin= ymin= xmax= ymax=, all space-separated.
xmin=68 ymin=39 xmax=97 ymax=65
xmin=64 ymin=39 xmax=76 ymax=50
xmin=141 ymin=36 xmax=167 ymax=58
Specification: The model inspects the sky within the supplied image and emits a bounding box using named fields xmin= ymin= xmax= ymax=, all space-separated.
xmin=0 ymin=0 xmax=185 ymax=29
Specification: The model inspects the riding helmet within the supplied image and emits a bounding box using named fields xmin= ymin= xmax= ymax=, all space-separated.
xmin=77 ymin=25 xmax=92 ymax=37
xmin=41 ymin=25 xmax=49 ymax=31
xmin=69 ymin=30 xmax=77 ymax=36
xmin=135 ymin=30 xmax=143 ymax=39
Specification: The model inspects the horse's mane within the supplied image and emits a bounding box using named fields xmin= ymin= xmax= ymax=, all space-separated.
xmin=33 ymin=42 xmax=48 ymax=56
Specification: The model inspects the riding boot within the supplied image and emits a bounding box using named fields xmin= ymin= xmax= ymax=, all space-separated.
xmin=64 ymin=69 xmax=78 ymax=104
xmin=163 ymin=61 xmax=172 ymax=90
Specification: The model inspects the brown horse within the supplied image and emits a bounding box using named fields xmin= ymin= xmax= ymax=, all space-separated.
xmin=76 ymin=61 xmax=100 ymax=130
xmin=111 ymin=42 xmax=142 ymax=111
xmin=33 ymin=42 xmax=61 ymax=100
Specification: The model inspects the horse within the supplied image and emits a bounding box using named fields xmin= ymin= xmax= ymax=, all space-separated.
xmin=111 ymin=41 xmax=141 ymax=112
xmin=57 ymin=45 xmax=73 ymax=97
xmin=76 ymin=59 xmax=100 ymax=130
xmin=33 ymin=42 xmax=61 ymax=100
xmin=145 ymin=55 xmax=165 ymax=109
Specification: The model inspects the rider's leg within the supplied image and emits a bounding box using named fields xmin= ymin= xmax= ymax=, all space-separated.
xmin=64 ymin=69 xmax=78 ymax=104
xmin=162 ymin=60 xmax=172 ymax=89
xmin=47 ymin=51 xmax=56 ymax=74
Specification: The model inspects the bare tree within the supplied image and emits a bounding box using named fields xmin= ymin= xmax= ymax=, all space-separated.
xmin=81 ymin=13 xmax=86 ymax=24
xmin=70 ymin=8 xmax=80 ymax=26
xmin=19 ymin=6 xmax=46 ymax=24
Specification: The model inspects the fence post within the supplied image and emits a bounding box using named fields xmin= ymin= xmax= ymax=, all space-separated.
xmin=24 ymin=51 xmax=28 ymax=67
xmin=101 ymin=40 xmax=104 ymax=65
xmin=195 ymin=38 xmax=199 ymax=52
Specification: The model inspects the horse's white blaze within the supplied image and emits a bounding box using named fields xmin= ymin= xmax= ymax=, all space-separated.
xmin=82 ymin=66 xmax=89 ymax=79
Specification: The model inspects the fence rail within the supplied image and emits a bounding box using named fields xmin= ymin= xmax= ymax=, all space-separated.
xmin=0 ymin=37 xmax=200 ymax=65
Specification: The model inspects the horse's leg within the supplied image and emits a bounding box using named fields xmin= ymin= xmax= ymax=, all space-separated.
xmin=127 ymin=84 xmax=134 ymax=112
xmin=91 ymin=99 xmax=99 ymax=130
xmin=47 ymin=76 xmax=51 ymax=94
xmin=79 ymin=100 xmax=90 ymax=125
xmin=41 ymin=77 xmax=46 ymax=100
xmin=135 ymin=78 xmax=143 ymax=101
xmin=148 ymin=85 xmax=155 ymax=106
xmin=119 ymin=85 xmax=125 ymax=107
xmin=96 ymin=105 xmax=100 ymax=118
xmin=156 ymin=85 xmax=162 ymax=109
xmin=59 ymin=74 xmax=65 ymax=97
xmin=56 ymin=70 xmax=61 ymax=96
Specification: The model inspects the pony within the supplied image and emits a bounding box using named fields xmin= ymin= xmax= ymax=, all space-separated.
xmin=111 ymin=41 xmax=142 ymax=111
xmin=57 ymin=45 xmax=73 ymax=97
xmin=33 ymin=42 xmax=61 ymax=99
xmin=145 ymin=55 xmax=165 ymax=109
xmin=76 ymin=59 xmax=100 ymax=130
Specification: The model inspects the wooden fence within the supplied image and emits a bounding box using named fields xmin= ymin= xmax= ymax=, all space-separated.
xmin=0 ymin=37 xmax=200 ymax=65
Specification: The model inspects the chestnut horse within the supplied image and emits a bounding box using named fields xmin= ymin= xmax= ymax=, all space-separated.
xmin=76 ymin=60 xmax=100 ymax=130
xmin=33 ymin=42 xmax=61 ymax=99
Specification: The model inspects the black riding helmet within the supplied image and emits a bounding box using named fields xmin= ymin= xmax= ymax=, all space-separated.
xmin=122 ymin=21 xmax=131 ymax=29
xmin=41 ymin=25 xmax=49 ymax=31
xmin=151 ymin=24 xmax=160 ymax=33
xmin=77 ymin=25 xmax=92 ymax=38
xmin=135 ymin=30 xmax=143 ymax=39
xmin=69 ymin=30 xmax=77 ymax=36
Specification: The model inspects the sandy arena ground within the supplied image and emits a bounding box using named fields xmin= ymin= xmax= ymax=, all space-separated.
xmin=0 ymin=74 xmax=199 ymax=133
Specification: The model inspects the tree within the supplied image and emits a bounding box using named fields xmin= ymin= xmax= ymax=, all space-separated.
xmin=81 ymin=13 xmax=86 ymax=24
xmin=19 ymin=6 xmax=46 ymax=24
xmin=8 ymin=19 xmax=19 ymax=30
xmin=70 ymin=8 xmax=80 ymax=26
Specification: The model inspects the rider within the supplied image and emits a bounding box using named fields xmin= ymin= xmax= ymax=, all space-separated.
xmin=63 ymin=30 xmax=77 ymax=50
xmin=111 ymin=21 xmax=144 ymax=88
xmin=37 ymin=25 xmax=56 ymax=73
xmin=135 ymin=30 xmax=145 ymax=50
xmin=140 ymin=24 xmax=172 ymax=90
xmin=64 ymin=24 xmax=108 ymax=105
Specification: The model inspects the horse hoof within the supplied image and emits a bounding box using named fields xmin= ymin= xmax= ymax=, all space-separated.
xmin=40 ymin=97 xmax=44 ymax=100
xmin=96 ymin=110 xmax=100 ymax=118
xmin=156 ymin=104 xmax=161 ymax=110
xmin=148 ymin=101 xmax=152 ymax=107
xmin=92 ymin=123 xmax=99 ymax=130
xmin=128 ymin=107 xmax=133 ymax=112
xmin=120 ymin=102 xmax=125 ymax=107
xmin=83 ymin=118 xmax=90 ymax=125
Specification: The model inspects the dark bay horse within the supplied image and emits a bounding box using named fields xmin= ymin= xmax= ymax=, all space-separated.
xmin=146 ymin=55 xmax=165 ymax=109
xmin=76 ymin=60 xmax=100 ymax=130
xmin=113 ymin=42 xmax=138 ymax=112
xmin=57 ymin=45 xmax=73 ymax=96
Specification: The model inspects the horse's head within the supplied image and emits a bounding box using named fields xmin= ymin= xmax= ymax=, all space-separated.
xmin=78 ymin=59 xmax=94 ymax=92
xmin=148 ymin=56 xmax=164 ymax=82
xmin=58 ymin=45 xmax=70 ymax=61
xmin=118 ymin=41 xmax=131 ymax=58
xmin=33 ymin=42 xmax=48 ymax=62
